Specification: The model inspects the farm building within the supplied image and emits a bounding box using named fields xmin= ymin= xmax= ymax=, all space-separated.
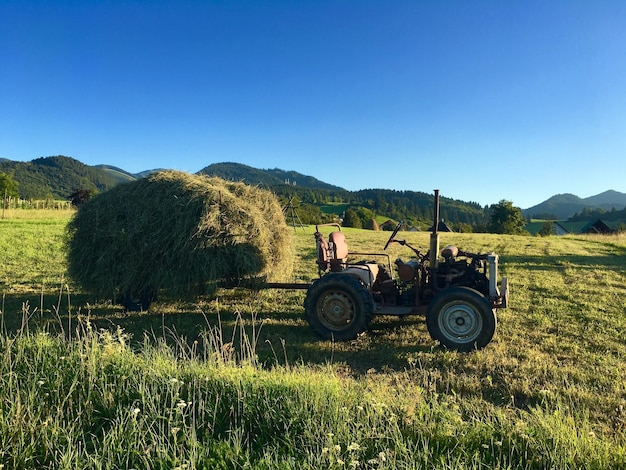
xmin=580 ymin=219 xmax=618 ymax=234
xmin=380 ymin=219 xmax=398 ymax=231
xmin=525 ymin=219 xmax=622 ymax=235
xmin=427 ymin=220 xmax=454 ymax=232
xmin=524 ymin=221 xmax=570 ymax=236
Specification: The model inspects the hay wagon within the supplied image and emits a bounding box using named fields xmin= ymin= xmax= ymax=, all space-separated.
xmin=68 ymin=174 xmax=507 ymax=351
xmin=67 ymin=170 xmax=292 ymax=312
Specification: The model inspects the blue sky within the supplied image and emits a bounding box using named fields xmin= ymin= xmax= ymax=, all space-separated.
xmin=2 ymin=1 xmax=625 ymax=209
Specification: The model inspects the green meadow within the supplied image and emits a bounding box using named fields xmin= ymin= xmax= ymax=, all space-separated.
xmin=1 ymin=209 xmax=625 ymax=469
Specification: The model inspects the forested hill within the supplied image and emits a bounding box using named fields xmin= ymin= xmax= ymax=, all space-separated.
xmin=0 ymin=156 xmax=122 ymax=199
xmin=270 ymin=185 xmax=487 ymax=228
xmin=352 ymin=188 xmax=486 ymax=227
xmin=199 ymin=162 xmax=487 ymax=227
xmin=198 ymin=162 xmax=345 ymax=191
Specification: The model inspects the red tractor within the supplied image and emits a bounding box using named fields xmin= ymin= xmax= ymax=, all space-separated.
xmin=301 ymin=190 xmax=508 ymax=351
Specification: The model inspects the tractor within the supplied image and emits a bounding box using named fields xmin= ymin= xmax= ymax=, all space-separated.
xmin=299 ymin=190 xmax=508 ymax=351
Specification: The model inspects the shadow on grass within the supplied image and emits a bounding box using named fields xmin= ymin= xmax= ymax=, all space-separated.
xmin=504 ymin=252 xmax=626 ymax=272
xmin=0 ymin=288 xmax=437 ymax=374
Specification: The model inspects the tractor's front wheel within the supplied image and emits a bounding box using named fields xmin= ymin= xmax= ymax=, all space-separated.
xmin=426 ymin=287 xmax=496 ymax=352
xmin=304 ymin=274 xmax=373 ymax=341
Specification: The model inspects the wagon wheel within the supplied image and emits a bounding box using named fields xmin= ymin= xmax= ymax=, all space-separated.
xmin=304 ymin=274 xmax=373 ymax=341
xmin=426 ymin=287 xmax=496 ymax=352
xmin=121 ymin=290 xmax=157 ymax=312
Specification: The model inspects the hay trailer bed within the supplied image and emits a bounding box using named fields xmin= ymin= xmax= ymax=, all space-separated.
xmin=261 ymin=190 xmax=509 ymax=352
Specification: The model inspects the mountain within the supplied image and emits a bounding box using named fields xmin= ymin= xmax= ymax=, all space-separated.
xmin=94 ymin=165 xmax=137 ymax=184
xmin=523 ymin=190 xmax=626 ymax=220
xmin=0 ymin=156 xmax=122 ymax=199
xmin=198 ymin=162 xmax=345 ymax=191
xmin=94 ymin=165 xmax=164 ymax=183
xmin=583 ymin=190 xmax=626 ymax=208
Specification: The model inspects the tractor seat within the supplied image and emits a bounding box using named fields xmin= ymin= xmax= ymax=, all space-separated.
xmin=316 ymin=230 xmax=348 ymax=272
xmin=315 ymin=230 xmax=379 ymax=286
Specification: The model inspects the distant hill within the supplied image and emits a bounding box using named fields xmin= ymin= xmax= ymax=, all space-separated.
xmin=583 ymin=190 xmax=626 ymax=208
xmin=135 ymin=169 xmax=165 ymax=178
xmin=523 ymin=190 xmax=626 ymax=219
xmin=94 ymin=165 xmax=164 ymax=183
xmin=0 ymin=156 xmax=121 ymax=199
xmin=198 ymin=162 xmax=346 ymax=191
xmin=94 ymin=165 xmax=137 ymax=184
xmin=0 ymin=157 xmax=344 ymax=201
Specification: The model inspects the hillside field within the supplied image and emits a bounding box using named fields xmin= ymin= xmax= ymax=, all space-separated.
xmin=0 ymin=209 xmax=625 ymax=468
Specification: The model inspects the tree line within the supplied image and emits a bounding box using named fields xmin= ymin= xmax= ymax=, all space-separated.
xmin=272 ymin=184 xmax=526 ymax=234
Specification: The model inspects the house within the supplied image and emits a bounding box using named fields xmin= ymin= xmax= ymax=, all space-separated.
xmin=581 ymin=219 xmax=617 ymax=234
xmin=525 ymin=221 xmax=570 ymax=236
xmin=380 ymin=219 xmax=397 ymax=231
xmin=552 ymin=222 xmax=570 ymax=235
xmin=427 ymin=220 xmax=454 ymax=232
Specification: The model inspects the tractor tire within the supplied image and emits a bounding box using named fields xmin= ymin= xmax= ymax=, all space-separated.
xmin=304 ymin=273 xmax=373 ymax=341
xmin=426 ymin=287 xmax=496 ymax=352
xmin=121 ymin=290 xmax=156 ymax=312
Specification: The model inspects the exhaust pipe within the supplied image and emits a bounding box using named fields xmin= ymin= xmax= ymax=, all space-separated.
xmin=430 ymin=189 xmax=440 ymax=269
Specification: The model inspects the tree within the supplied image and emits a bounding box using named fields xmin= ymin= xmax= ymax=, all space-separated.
xmin=342 ymin=208 xmax=362 ymax=228
xmin=69 ymin=188 xmax=94 ymax=207
xmin=487 ymin=200 xmax=526 ymax=234
xmin=538 ymin=221 xmax=556 ymax=237
xmin=456 ymin=222 xmax=474 ymax=233
xmin=0 ymin=172 xmax=19 ymax=199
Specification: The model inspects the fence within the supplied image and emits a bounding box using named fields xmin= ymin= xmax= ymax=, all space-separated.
xmin=2 ymin=196 xmax=74 ymax=219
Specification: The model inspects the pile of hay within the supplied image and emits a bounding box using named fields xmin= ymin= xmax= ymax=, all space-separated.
xmin=67 ymin=171 xmax=293 ymax=303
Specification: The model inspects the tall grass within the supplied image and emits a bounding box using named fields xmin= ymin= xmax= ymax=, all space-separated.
xmin=1 ymin=215 xmax=626 ymax=468
xmin=2 ymin=317 xmax=624 ymax=469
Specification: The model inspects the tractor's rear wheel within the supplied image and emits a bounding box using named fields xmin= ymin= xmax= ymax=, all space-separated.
xmin=304 ymin=274 xmax=373 ymax=341
xmin=426 ymin=287 xmax=496 ymax=351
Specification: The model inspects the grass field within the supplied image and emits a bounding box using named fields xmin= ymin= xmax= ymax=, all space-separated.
xmin=1 ymin=210 xmax=625 ymax=468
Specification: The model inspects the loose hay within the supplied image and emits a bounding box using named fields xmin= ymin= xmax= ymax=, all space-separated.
xmin=67 ymin=171 xmax=293 ymax=302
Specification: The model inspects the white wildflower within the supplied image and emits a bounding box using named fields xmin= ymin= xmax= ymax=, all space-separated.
xmin=347 ymin=442 xmax=361 ymax=452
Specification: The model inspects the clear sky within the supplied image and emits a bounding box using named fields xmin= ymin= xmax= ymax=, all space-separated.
xmin=2 ymin=1 xmax=625 ymax=209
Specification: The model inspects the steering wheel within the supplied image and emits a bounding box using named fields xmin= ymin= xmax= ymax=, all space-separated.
xmin=384 ymin=221 xmax=403 ymax=250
